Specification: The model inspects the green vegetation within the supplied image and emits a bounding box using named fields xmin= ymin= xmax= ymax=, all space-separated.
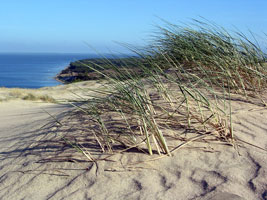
xmin=57 ymin=57 xmax=145 ymax=82
xmin=69 ymin=57 xmax=140 ymax=73
xmin=148 ymin=20 xmax=267 ymax=99
xmin=62 ymin=20 xmax=267 ymax=159
xmin=22 ymin=93 xmax=56 ymax=103
xmin=0 ymin=89 xmax=56 ymax=103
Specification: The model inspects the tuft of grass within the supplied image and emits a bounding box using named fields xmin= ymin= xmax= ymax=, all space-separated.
xmin=22 ymin=93 xmax=56 ymax=103
xmin=147 ymin=19 xmax=267 ymax=102
xmin=0 ymin=89 xmax=57 ymax=103
xmin=22 ymin=93 xmax=40 ymax=101
xmin=63 ymin=19 xmax=266 ymax=159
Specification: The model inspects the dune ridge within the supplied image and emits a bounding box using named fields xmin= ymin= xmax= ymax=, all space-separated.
xmin=0 ymin=82 xmax=266 ymax=200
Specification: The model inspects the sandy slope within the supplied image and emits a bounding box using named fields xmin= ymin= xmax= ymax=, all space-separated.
xmin=0 ymin=83 xmax=266 ymax=200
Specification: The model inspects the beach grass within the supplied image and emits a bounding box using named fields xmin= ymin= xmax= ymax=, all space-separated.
xmin=0 ymin=88 xmax=56 ymax=103
xmin=63 ymin=20 xmax=267 ymax=158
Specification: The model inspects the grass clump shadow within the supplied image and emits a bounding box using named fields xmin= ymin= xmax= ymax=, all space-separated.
xmin=60 ymin=19 xmax=267 ymax=161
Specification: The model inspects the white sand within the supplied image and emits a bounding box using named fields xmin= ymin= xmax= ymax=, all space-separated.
xmin=0 ymin=82 xmax=266 ymax=200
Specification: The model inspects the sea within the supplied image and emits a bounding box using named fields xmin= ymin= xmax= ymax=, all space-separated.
xmin=0 ymin=53 xmax=94 ymax=88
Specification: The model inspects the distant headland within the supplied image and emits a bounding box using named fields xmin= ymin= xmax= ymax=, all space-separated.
xmin=56 ymin=57 xmax=144 ymax=83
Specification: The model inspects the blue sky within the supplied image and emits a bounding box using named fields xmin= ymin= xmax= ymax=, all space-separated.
xmin=0 ymin=0 xmax=266 ymax=53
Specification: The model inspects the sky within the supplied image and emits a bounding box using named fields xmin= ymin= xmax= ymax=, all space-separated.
xmin=0 ymin=0 xmax=266 ymax=53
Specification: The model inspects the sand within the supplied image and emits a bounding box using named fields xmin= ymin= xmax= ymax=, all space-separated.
xmin=0 ymin=82 xmax=266 ymax=200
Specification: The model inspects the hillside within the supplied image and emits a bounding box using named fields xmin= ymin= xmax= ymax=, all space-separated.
xmin=56 ymin=57 xmax=144 ymax=83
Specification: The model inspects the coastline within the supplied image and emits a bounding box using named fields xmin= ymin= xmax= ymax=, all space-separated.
xmin=54 ymin=64 xmax=71 ymax=84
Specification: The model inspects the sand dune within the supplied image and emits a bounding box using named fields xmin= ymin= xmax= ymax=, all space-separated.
xmin=0 ymin=83 xmax=266 ymax=200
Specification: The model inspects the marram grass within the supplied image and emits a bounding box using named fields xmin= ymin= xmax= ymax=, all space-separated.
xmin=63 ymin=20 xmax=266 ymax=158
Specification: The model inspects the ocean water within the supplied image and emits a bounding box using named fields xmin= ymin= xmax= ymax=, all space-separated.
xmin=0 ymin=53 xmax=93 ymax=88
